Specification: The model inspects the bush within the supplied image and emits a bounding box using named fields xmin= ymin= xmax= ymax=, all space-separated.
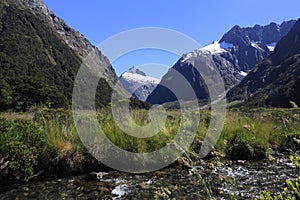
xmin=0 ymin=118 xmax=46 ymax=181
xmin=225 ymin=134 xmax=268 ymax=160
xmin=2 ymin=141 xmax=37 ymax=181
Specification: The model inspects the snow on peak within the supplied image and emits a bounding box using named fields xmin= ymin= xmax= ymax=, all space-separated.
xmin=127 ymin=67 xmax=146 ymax=76
xmin=240 ymin=71 xmax=248 ymax=76
xmin=121 ymin=71 xmax=160 ymax=85
xmin=251 ymin=41 xmax=259 ymax=48
xmin=201 ymin=41 xmax=232 ymax=54
xmin=250 ymin=41 xmax=277 ymax=52
xmin=250 ymin=41 xmax=264 ymax=51
xmin=119 ymin=68 xmax=160 ymax=101
xmin=181 ymin=41 xmax=234 ymax=63
xmin=181 ymin=52 xmax=194 ymax=63
xmin=266 ymin=42 xmax=277 ymax=51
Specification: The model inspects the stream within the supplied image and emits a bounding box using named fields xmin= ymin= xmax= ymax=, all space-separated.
xmin=0 ymin=152 xmax=298 ymax=199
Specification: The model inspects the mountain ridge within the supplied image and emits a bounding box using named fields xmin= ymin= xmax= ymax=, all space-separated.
xmin=227 ymin=18 xmax=300 ymax=107
xmin=20 ymin=0 xmax=117 ymax=82
xmin=147 ymin=20 xmax=296 ymax=105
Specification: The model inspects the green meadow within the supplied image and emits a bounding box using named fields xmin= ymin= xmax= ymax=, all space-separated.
xmin=0 ymin=107 xmax=299 ymax=182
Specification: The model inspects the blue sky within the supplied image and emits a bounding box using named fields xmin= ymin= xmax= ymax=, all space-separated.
xmin=43 ymin=0 xmax=300 ymax=78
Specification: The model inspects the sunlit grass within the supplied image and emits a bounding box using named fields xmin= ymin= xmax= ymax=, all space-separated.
xmin=215 ymin=108 xmax=300 ymax=153
xmin=1 ymin=107 xmax=300 ymax=157
xmin=0 ymin=107 xmax=300 ymax=181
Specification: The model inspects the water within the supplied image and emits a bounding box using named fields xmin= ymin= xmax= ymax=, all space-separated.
xmin=214 ymin=155 xmax=298 ymax=199
xmin=0 ymin=153 xmax=298 ymax=199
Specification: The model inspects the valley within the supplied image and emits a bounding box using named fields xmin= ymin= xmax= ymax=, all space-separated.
xmin=0 ymin=0 xmax=300 ymax=199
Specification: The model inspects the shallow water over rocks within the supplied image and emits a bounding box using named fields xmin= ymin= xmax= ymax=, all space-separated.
xmin=0 ymin=153 xmax=298 ymax=199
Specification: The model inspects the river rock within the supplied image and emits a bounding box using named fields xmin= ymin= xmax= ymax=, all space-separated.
xmin=138 ymin=182 xmax=151 ymax=189
xmin=85 ymin=172 xmax=109 ymax=181
xmin=268 ymin=154 xmax=276 ymax=161
xmin=210 ymin=151 xmax=225 ymax=158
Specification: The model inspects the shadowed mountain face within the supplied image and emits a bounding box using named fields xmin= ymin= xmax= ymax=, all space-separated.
xmin=227 ymin=18 xmax=300 ymax=107
xmin=147 ymin=20 xmax=296 ymax=105
xmin=219 ymin=20 xmax=296 ymax=71
xmin=0 ymin=0 xmax=117 ymax=111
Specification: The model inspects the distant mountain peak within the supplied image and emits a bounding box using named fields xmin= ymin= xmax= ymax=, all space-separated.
xmin=119 ymin=68 xmax=160 ymax=101
xmin=220 ymin=20 xmax=296 ymax=45
xmin=231 ymin=25 xmax=243 ymax=32
xmin=126 ymin=67 xmax=147 ymax=76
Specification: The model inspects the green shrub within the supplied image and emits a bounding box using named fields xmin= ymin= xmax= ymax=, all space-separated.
xmin=0 ymin=118 xmax=45 ymax=150
xmin=0 ymin=118 xmax=46 ymax=181
xmin=225 ymin=134 xmax=268 ymax=160
xmin=2 ymin=141 xmax=37 ymax=181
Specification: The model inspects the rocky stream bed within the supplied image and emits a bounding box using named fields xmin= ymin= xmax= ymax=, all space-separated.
xmin=0 ymin=152 xmax=299 ymax=200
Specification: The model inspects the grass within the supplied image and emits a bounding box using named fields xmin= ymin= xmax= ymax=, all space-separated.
xmin=0 ymin=107 xmax=300 ymax=182
xmin=98 ymin=108 xmax=181 ymax=153
xmin=217 ymin=108 xmax=300 ymax=154
xmin=35 ymin=109 xmax=84 ymax=153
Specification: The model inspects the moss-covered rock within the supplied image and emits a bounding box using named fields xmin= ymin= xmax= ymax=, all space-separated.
xmin=226 ymin=135 xmax=268 ymax=160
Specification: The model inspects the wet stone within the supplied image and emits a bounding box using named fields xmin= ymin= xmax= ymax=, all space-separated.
xmin=0 ymin=153 xmax=299 ymax=199
xmin=22 ymin=187 xmax=30 ymax=192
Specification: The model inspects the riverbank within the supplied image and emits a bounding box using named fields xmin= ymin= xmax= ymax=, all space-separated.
xmin=0 ymin=107 xmax=299 ymax=189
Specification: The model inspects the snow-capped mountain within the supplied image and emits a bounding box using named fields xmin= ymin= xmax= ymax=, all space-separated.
xmin=119 ymin=67 xmax=160 ymax=101
xmin=199 ymin=41 xmax=234 ymax=54
xmin=227 ymin=18 xmax=300 ymax=107
xmin=147 ymin=20 xmax=296 ymax=104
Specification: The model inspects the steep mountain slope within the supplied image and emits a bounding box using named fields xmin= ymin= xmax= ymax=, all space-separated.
xmin=119 ymin=67 xmax=160 ymax=101
xmin=0 ymin=0 xmax=116 ymax=111
xmin=147 ymin=20 xmax=296 ymax=105
xmin=219 ymin=20 xmax=296 ymax=71
xmin=227 ymin=18 xmax=300 ymax=107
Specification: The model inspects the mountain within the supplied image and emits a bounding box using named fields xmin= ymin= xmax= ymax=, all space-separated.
xmin=119 ymin=67 xmax=160 ymax=101
xmin=227 ymin=18 xmax=300 ymax=107
xmin=219 ymin=20 xmax=296 ymax=71
xmin=147 ymin=20 xmax=296 ymax=105
xmin=0 ymin=0 xmax=117 ymax=111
